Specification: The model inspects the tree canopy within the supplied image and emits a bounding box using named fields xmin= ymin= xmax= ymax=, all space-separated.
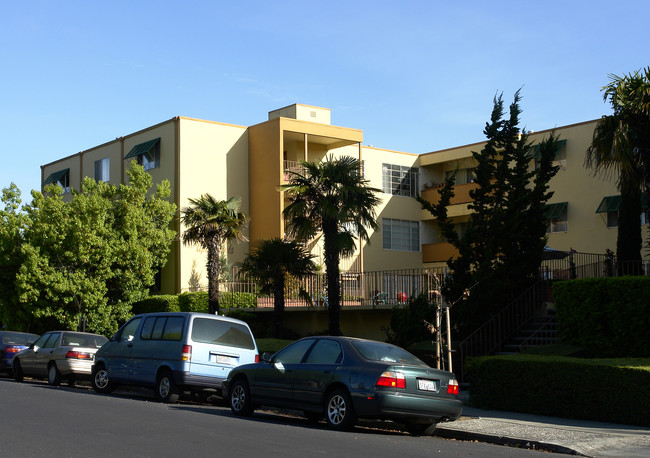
xmin=281 ymin=155 xmax=380 ymax=335
xmin=0 ymin=164 xmax=176 ymax=335
xmin=181 ymin=194 xmax=247 ymax=315
xmin=586 ymin=67 xmax=650 ymax=266
xmin=418 ymin=91 xmax=560 ymax=333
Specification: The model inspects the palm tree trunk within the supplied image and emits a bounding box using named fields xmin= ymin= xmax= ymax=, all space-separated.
xmin=323 ymin=221 xmax=342 ymax=336
xmin=207 ymin=237 xmax=221 ymax=314
xmin=273 ymin=277 xmax=285 ymax=338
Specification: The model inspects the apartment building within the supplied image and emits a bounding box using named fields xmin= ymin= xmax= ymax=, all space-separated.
xmin=40 ymin=105 xmax=648 ymax=294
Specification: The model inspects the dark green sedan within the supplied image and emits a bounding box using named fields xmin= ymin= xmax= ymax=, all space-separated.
xmin=222 ymin=336 xmax=462 ymax=435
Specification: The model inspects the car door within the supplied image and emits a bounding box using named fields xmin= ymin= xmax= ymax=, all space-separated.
xmin=251 ymin=339 xmax=315 ymax=404
xmin=292 ymin=339 xmax=342 ymax=407
xmin=32 ymin=332 xmax=61 ymax=377
xmin=103 ymin=318 xmax=142 ymax=381
xmin=19 ymin=333 xmax=51 ymax=376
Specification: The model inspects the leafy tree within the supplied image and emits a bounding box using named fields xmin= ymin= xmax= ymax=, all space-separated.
xmin=586 ymin=67 xmax=650 ymax=268
xmin=418 ymin=91 xmax=559 ymax=333
xmin=241 ymin=238 xmax=316 ymax=337
xmin=282 ymin=155 xmax=381 ymax=335
xmin=180 ymin=195 xmax=247 ymax=315
xmin=1 ymin=164 xmax=176 ymax=335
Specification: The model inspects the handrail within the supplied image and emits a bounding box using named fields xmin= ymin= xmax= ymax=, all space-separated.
xmin=457 ymin=281 xmax=545 ymax=382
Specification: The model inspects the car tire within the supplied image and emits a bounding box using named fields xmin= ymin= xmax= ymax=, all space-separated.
xmin=13 ymin=359 xmax=23 ymax=383
xmin=405 ymin=421 xmax=436 ymax=436
xmin=230 ymin=379 xmax=253 ymax=417
xmin=325 ymin=389 xmax=356 ymax=431
xmin=48 ymin=363 xmax=62 ymax=386
xmin=156 ymin=370 xmax=180 ymax=403
xmin=91 ymin=364 xmax=116 ymax=394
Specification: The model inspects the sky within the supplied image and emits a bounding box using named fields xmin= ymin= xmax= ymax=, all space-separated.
xmin=1 ymin=0 xmax=648 ymax=197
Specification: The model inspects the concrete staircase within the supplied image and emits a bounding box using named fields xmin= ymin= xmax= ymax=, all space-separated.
xmin=498 ymin=314 xmax=559 ymax=355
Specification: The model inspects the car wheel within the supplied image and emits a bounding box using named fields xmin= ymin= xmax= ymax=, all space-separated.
xmin=91 ymin=365 xmax=116 ymax=394
xmin=13 ymin=359 xmax=23 ymax=383
xmin=48 ymin=363 xmax=62 ymax=386
xmin=325 ymin=389 xmax=356 ymax=431
xmin=405 ymin=421 xmax=436 ymax=436
xmin=230 ymin=379 xmax=253 ymax=417
xmin=156 ymin=370 xmax=180 ymax=403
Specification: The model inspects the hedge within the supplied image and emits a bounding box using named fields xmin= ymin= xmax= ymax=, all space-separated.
xmin=131 ymin=292 xmax=257 ymax=316
xmin=554 ymin=277 xmax=650 ymax=357
xmin=466 ymin=354 xmax=650 ymax=427
xmin=131 ymin=295 xmax=179 ymax=315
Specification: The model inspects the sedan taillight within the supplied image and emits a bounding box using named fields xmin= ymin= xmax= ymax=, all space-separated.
xmin=65 ymin=351 xmax=91 ymax=359
xmin=376 ymin=371 xmax=406 ymax=389
xmin=4 ymin=346 xmax=21 ymax=354
xmin=447 ymin=379 xmax=459 ymax=395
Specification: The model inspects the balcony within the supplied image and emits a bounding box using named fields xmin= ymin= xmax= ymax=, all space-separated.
xmin=420 ymin=182 xmax=478 ymax=206
xmin=422 ymin=242 xmax=459 ymax=263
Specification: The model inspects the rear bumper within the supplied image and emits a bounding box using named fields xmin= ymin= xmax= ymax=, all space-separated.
xmin=354 ymin=391 xmax=463 ymax=423
xmin=57 ymin=359 xmax=95 ymax=378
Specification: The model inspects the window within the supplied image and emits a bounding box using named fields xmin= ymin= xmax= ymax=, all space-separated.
xmin=642 ymin=209 xmax=650 ymax=226
xmin=191 ymin=318 xmax=256 ymax=350
xmin=305 ymin=339 xmax=342 ymax=364
xmin=382 ymin=164 xmax=418 ymax=197
xmin=42 ymin=168 xmax=70 ymax=193
xmin=118 ymin=318 xmax=142 ymax=342
xmin=532 ymin=139 xmax=567 ymax=171
xmin=273 ymin=339 xmax=315 ymax=364
xmin=545 ymin=202 xmax=568 ymax=233
xmin=606 ymin=211 xmax=619 ymax=228
xmin=124 ymin=138 xmax=161 ymax=171
xmin=445 ymin=167 xmax=476 ymax=184
xmin=383 ymin=218 xmax=420 ymax=251
xmin=95 ymin=158 xmax=110 ymax=182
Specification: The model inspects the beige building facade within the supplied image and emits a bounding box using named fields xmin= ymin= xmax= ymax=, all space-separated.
xmin=41 ymin=105 xmax=649 ymax=295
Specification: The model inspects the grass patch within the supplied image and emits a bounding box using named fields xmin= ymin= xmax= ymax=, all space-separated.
xmin=256 ymin=338 xmax=294 ymax=355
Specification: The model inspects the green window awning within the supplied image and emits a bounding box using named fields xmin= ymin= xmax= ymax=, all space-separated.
xmin=545 ymin=202 xmax=567 ymax=219
xmin=530 ymin=139 xmax=567 ymax=160
xmin=596 ymin=193 xmax=648 ymax=213
xmin=42 ymin=168 xmax=69 ymax=186
xmin=124 ymin=137 xmax=160 ymax=160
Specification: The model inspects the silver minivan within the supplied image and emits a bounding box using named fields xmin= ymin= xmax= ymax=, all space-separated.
xmin=91 ymin=312 xmax=258 ymax=402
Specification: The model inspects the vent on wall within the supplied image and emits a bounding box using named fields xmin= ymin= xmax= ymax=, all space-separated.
xmin=310 ymin=111 xmax=317 ymax=117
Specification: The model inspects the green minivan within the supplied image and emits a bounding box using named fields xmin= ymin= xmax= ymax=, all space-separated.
xmin=91 ymin=312 xmax=258 ymax=402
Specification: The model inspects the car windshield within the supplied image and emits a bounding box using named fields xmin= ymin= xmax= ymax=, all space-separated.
xmin=1 ymin=332 xmax=37 ymax=345
xmin=352 ymin=340 xmax=424 ymax=365
xmin=61 ymin=333 xmax=108 ymax=348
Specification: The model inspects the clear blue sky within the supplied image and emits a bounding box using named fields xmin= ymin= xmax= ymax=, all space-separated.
xmin=1 ymin=0 xmax=648 ymax=197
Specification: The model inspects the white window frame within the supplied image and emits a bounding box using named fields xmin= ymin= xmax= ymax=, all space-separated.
xmin=382 ymin=164 xmax=418 ymax=197
xmin=382 ymin=218 xmax=420 ymax=252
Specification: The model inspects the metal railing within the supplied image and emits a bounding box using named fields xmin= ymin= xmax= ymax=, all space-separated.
xmin=219 ymin=267 xmax=448 ymax=308
xmin=457 ymin=281 xmax=545 ymax=382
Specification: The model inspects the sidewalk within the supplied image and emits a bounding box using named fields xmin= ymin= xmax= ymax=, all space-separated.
xmin=434 ymin=404 xmax=650 ymax=456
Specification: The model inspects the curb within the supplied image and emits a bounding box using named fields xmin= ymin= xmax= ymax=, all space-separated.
xmin=432 ymin=427 xmax=583 ymax=456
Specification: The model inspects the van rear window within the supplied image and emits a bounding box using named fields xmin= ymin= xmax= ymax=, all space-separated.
xmin=191 ymin=318 xmax=255 ymax=350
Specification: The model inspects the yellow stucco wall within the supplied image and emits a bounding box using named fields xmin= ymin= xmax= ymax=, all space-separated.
xmin=176 ymin=117 xmax=249 ymax=292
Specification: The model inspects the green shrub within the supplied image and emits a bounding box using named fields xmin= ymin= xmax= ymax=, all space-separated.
xmin=220 ymin=292 xmax=257 ymax=309
xmin=178 ymin=292 xmax=209 ymax=313
xmin=554 ymin=277 xmax=650 ymax=357
xmin=466 ymin=354 xmax=650 ymax=427
xmin=131 ymin=295 xmax=179 ymax=315
xmin=385 ymin=293 xmax=437 ymax=348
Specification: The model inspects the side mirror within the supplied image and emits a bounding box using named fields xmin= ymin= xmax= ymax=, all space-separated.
xmin=262 ymin=352 xmax=273 ymax=362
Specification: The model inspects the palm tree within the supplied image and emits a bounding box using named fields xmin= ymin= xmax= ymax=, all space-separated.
xmin=281 ymin=155 xmax=381 ymax=335
xmin=241 ymin=238 xmax=316 ymax=337
xmin=181 ymin=195 xmax=247 ymax=314
xmin=586 ymin=68 xmax=650 ymax=273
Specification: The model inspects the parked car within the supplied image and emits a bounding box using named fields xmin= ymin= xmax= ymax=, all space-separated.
xmin=223 ymin=336 xmax=462 ymax=435
xmin=1 ymin=330 xmax=39 ymax=376
xmin=12 ymin=331 xmax=108 ymax=386
xmin=91 ymin=312 xmax=259 ymax=403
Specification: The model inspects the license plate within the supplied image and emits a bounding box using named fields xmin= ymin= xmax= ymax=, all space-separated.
xmin=215 ymin=355 xmax=237 ymax=365
xmin=417 ymin=379 xmax=438 ymax=391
